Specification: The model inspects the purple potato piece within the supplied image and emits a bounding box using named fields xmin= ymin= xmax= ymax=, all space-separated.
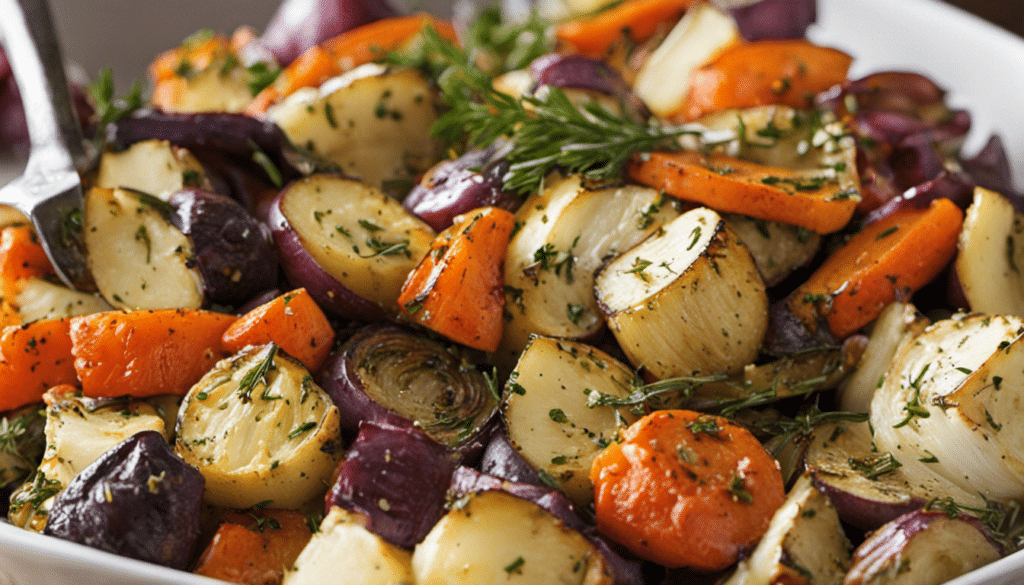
xmin=268 ymin=186 xmax=390 ymax=322
xmin=480 ymin=430 xmax=543 ymax=486
xmin=863 ymin=170 xmax=975 ymax=225
xmin=762 ymin=299 xmax=837 ymax=358
xmin=325 ymin=421 xmax=457 ymax=549
xmin=42 ymin=430 xmax=205 ymax=570
xmin=168 ymin=189 xmax=278 ymax=307
xmin=845 ymin=509 xmax=1003 ymax=585
xmin=449 ymin=467 xmax=643 ymax=585
xmin=403 ymin=143 xmax=520 ymax=232
xmin=106 ymin=110 xmax=305 ymax=182
xmin=809 ymin=470 xmax=924 ymax=532
xmin=188 ymin=148 xmax=282 ymax=220
xmin=728 ymin=0 xmax=816 ymax=41
xmin=261 ymin=0 xmax=399 ymax=66
xmin=318 ymin=324 xmax=498 ymax=459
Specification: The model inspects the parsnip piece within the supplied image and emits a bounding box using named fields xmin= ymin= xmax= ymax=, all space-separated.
xmin=412 ymin=489 xmax=611 ymax=585
xmin=871 ymin=313 xmax=1024 ymax=501
xmin=276 ymin=174 xmax=435 ymax=311
xmin=503 ymin=337 xmax=639 ymax=506
xmin=95 ymin=139 xmax=208 ymax=201
xmin=837 ymin=302 xmax=929 ymax=413
xmin=633 ymin=2 xmax=741 ymax=119
xmin=724 ymin=474 xmax=850 ymax=585
xmin=955 ymin=187 xmax=1024 ymax=316
xmin=270 ymin=64 xmax=443 ymax=191
xmin=84 ymin=187 xmax=203 ymax=310
xmin=499 ymin=174 xmax=679 ymax=364
xmin=15 ymin=277 xmax=113 ymax=323
xmin=595 ymin=207 xmax=767 ymax=378
xmin=175 ymin=344 xmax=342 ymax=509
xmin=283 ymin=508 xmax=413 ymax=585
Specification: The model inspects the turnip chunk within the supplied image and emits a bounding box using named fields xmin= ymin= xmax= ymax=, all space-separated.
xmin=325 ymin=421 xmax=457 ymax=549
xmin=595 ymin=207 xmax=767 ymax=379
xmin=283 ymin=507 xmax=413 ymax=585
xmin=412 ymin=489 xmax=615 ymax=584
xmin=844 ymin=510 xmax=1002 ymax=585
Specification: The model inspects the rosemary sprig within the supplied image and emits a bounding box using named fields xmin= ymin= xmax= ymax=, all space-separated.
xmin=421 ymin=27 xmax=701 ymax=194
xmin=238 ymin=344 xmax=278 ymax=402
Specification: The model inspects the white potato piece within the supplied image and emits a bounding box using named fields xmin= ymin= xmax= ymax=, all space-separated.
xmin=276 ymin=174 xmax=435 ymax=311
xmin=156 ymin=63 xmax=257 ymax=114
xmin=837 ymin=302 xmax=929 ymax=413
xmin=955 ymin=187 xmax=1024 ymax=316
xmin=870 ymin=313 xmax=1024 ymax=501
xmin=503 ymin=337 xmax=639 ymax=506
xmin=283 ymin=507 xmax=413 ymax=585
xmin=724 ymin=474 xmax=850 ymax=585
xmin=95 ymin=139 xmax=208 ymax=201
xmin=413 ymin=489 xmax=611 ymax=585
xmin=633 ymin=2 xmax=741 ymax=119
xmin=84 ymin=187 xmax=203 ymax=310
xmin=595 ymin=206 xmax=767 ymax=378
xmin=175 ymin=344 xmax=342 ymax=509
xmin=15 ymin=277 xmax=113 ymax=323
xmin=499 ymin=174 xmax=679 ymax=363
xmin=271 ymin=64 xmax=443 ymax=191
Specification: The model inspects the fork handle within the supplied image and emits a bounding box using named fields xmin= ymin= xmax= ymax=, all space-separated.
xmin=0 ymin=0 xmax=84 ymax=174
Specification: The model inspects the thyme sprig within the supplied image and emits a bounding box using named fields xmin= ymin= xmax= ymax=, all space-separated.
xmin=421 ymin=27 xmax=702 ymax=194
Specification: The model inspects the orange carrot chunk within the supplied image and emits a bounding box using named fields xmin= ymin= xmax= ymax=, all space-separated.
xmin=397 ymin=207 xmax=514 ymax=352
xmin=627 ymin=150 xmax=859 ymax=234
xmin=788 ymin=197 xmax=964 ymax=340
xmin=0 ymin=300 xmax=19 ymax=329
xmin=70 ymin=309 xmax=236 ymax=399
xmin=555 ymin=0 xmax=698 ymax=58
xmin=591 ymin=409 xmax=785 ymax=571
xmin=194 ymin=509 xmax=313 ymax=585
xmin=680 ymin=39 xmax=853 ymax=121
xmin=246 ymin=14 xmax=457 ymax=115
xmin=222 ymin=288 xmax=335 ymax=372
xmin=0 ymin=225 xmax=54 ymax=301
xmin=0 ymin=318 xmax=77 ymax=412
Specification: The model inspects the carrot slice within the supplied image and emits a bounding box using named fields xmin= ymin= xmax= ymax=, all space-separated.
xmin=246 ymin=14 xmax=457 ymax=115
xmin=788 ymin=198 xmax=963 ymax=340
xmin=222 ymin=288 xmax=335 ymax=372
xmin=0 ymin=318 xmax=77 ymax=412
xmin=0 ymin=225 xmax=54 ymax=301
xmin=627 ymin=150 xmax=859 ymax=234
xmin=555 ymin=0 xmax=698 ymax=58
xmin=397 ymin=207 xmax=514 ymax=352
xmin=70 ymin=309 xmax=236 ymax=399
xmin=1 ymin=300 xmax=19 ymax=328
xmin=194 ymin=509 xmax=313 ymax=585
xmin=679 ymin=39 xmax=853 ymax=121
xmin=591 ymin=409 xmax=785 ymax=571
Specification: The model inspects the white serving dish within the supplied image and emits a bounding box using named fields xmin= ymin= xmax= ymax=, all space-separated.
xmin=2 ymin=0 xmax=1024 ymax=583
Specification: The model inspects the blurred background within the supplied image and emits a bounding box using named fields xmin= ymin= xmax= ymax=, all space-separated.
xmin=48 ymin=0 xmax=1022 ymax=92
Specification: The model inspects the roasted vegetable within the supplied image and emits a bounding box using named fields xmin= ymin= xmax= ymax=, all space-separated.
xmin=42 ymin=430 xmax=205 ymax=570
xmin=175 ymin=344 xmax=341 ymax=509
xmin=319 ymin=325 xmax=497 ymax=456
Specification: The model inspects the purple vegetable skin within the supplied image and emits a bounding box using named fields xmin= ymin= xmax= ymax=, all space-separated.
xmin=261 ymin=0 xmax=398 ymax=66
xmin=480 ymin=431 xmax=544 ymax=486
xmin=326 ymin=421 xmax=457 ymax=549
xmin=728 ymin=0 xmax=817 ymax=41
xmin=42 ymin=431 xmax=205 ymax=571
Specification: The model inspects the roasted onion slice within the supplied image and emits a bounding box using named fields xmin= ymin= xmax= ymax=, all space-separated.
xmin=320 ymin=325 xmax=498 ymax=456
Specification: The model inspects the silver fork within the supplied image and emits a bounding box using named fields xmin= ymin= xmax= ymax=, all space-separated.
xmin=0 ymin=0 xmax=94 ymax=291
